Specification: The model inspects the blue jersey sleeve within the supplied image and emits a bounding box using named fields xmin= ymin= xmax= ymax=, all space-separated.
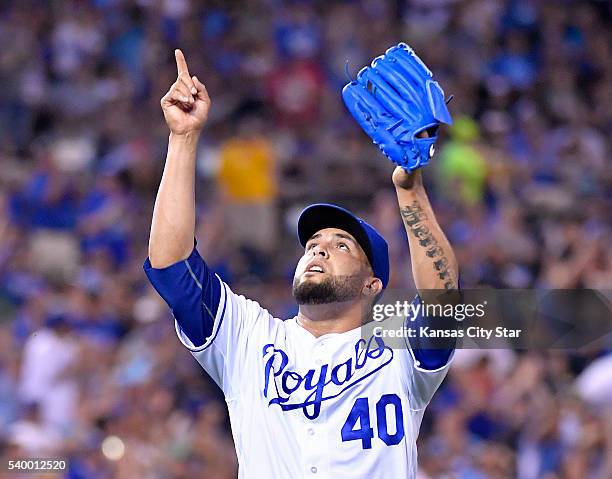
xmin=143 ymin=248 xmax=221 ymax=348
xmin=407 ymin=286 xmax=462 ymax=371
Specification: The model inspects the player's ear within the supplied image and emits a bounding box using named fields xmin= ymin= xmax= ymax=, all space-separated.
xmin=363 ymin=277 xmax=383 ymax=298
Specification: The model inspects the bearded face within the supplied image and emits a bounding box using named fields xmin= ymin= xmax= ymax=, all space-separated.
xmin=292 ymin=274 xmax=364 ymax=305
xmin=292 ymin=228 xmax=376 ymax=306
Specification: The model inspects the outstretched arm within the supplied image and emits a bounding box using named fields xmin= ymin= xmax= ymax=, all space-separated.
xmin=145 ymin=50 xmax=219 ymax=348
xmin=144 ymin=51 xmax=274 ymax=389
xmin=393 ymin=167 xmax=459 ymax=293
xmin=394 ymin=166 xmax=460 ymax=373
xmin=148 ymin=49 xmax=211 ymax=268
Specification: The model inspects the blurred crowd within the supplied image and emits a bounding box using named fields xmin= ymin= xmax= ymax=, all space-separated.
xmin=0 ymin=0 xmax=610 ymax=477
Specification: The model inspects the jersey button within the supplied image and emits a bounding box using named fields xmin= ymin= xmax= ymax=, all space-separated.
xmin=310 ymin=466 xmax=318 ymax=474
xmin=307 ymin=428 xmax=314 ymax=436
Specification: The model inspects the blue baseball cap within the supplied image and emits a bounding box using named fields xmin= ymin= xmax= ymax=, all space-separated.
xmin=297 ymin=203 xmax=390 ymax=289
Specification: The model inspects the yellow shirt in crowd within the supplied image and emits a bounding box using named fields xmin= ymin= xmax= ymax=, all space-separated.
xmin=217 ymin=137 xmax=277 ymax=202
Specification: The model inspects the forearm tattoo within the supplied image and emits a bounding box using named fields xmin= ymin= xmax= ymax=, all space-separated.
xmin=401 ymin=201 xmax=457 ymax=291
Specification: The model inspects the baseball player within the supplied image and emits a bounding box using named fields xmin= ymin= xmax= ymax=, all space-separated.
xmin=145 ymin=44 xmax=459 ymax=478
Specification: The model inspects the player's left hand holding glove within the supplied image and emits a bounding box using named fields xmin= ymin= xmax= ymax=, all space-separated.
xmin=342 ymin=43 xmax=453 ymax=173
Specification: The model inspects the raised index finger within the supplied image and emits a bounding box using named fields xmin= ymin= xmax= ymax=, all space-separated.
xmin=175 ymin=49 xmax=190 ymax=76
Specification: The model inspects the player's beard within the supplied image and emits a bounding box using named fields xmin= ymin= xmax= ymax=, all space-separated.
xmin=292 ymin=274 xmax=363 ymax=305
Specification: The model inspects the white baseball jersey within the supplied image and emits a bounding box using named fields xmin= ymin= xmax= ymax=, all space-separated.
xmin=174 ymin=278 xmax=452 ymax=479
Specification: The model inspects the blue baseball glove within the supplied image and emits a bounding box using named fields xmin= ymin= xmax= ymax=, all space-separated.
xmin=342 ymin=43 xmax=453 ymax=171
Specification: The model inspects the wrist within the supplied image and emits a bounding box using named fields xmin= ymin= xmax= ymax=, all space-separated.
xmin=394 ymin=180 xmax=425 ymax=194
xmin=169 ymin=130 xmax=201 ymax=145
xmin=395 ymin=185 xmax=428 ymax=204
xmin=395 ymin=174 xmax=428 ymax=202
